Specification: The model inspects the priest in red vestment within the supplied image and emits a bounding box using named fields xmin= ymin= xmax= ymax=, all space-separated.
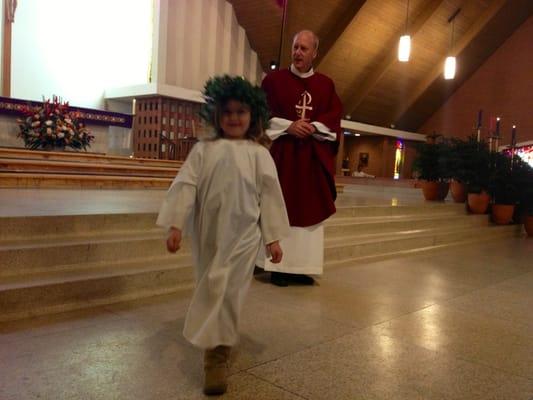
xmin=261 ymin=30 xmax=343 ymax=286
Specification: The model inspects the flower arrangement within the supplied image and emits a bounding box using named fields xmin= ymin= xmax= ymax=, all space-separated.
xmin=17 ymin=96 xmax=94 ymax=150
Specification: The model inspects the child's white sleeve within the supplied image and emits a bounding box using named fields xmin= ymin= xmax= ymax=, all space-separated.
xmin=156 ymin=143 xmax=202 ymax=232
xmin=258 ymin=149 xmax=290 ymax=244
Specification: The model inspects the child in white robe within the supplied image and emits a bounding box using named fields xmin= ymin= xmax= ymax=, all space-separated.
xmin=156 ymin=76 xmax=289 ymax=396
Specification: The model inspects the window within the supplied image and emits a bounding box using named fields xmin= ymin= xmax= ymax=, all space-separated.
xmin=12 ymin=0 xmax=153 ymax=108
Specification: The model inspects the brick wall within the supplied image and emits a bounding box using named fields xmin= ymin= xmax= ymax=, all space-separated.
xmin=420 ymin=15 xmax=533 ymax=146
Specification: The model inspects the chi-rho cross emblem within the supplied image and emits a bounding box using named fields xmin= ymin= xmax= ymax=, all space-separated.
xmin=295 ymin=91 xmax=313 ymax=120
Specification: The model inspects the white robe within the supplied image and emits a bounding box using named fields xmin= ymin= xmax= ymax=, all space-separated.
xmin=260 ymin=65 xmax=336 ymax=276
xmin=157 ymin=139 xmax=289 ymax=349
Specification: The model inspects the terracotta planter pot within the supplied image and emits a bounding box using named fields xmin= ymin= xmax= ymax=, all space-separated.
xmin=491 ymin=204 xmax=515 ymax=225
xmin=468 ymin=192 xmax=490 ymax=214
xmin=421 ymin=181 xmax=448 ymax=201
xmin=450 ymin=180 xmax=467 ymax=203
xmin=524 ymin=215 xmax=533 ymax=237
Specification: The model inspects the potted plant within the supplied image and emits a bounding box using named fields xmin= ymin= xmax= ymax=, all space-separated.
xmin=515 ymin=160 xmax=533 ymax=235
xmin=522 ymin=190 xmax=533 ymax=236
xmin=447 ymin=135 xmax=479 ymax=203
xmin=488 ymin=152 xmax=519 ymax=224
xmin=17 ymin=96 xmax=94 ymax=151
xmin=462 ymin=140 xmax=491 ymax=214
xmin=413 ymin=138 xmax=451 ymax=201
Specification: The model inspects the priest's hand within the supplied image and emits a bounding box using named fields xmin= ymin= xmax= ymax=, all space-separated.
xmin=287 ymin=119 xmax=315 ymax=138
xmin=267 ymin=241 xmax=283 ymax=263
xmin=166 ymin=227 xmax=182 ymax=253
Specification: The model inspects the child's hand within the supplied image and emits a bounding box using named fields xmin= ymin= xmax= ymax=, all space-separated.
xmin=166 ymin=227 xmax=182 ymax=253
xmin=267 ymin=241 xmax=283 ymax=263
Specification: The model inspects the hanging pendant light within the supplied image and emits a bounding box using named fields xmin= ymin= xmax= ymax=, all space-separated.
xmin=444 ymin=8 xmax=461 ymax=80
xmin=398 ymin=35 xmax=411 ymax=62
xmin=444 ymin=56 xmax=456 ymax=79
xmin=398 ymin=0 xmax=411 ymax=62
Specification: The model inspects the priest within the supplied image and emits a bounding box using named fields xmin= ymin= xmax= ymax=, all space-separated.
xmin=261 ymin=30 xmax=343 ymax=286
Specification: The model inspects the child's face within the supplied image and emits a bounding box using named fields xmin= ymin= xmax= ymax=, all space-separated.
xmin=220 ymin=100 xmax=251 ymax=140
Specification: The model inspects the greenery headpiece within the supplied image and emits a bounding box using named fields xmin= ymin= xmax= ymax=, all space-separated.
xmin=199 ymin=75 xmax=270 ymax=129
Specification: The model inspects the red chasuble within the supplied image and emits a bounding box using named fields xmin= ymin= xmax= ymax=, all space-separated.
xmin=262 ymin=68 xmax=343 ymax=227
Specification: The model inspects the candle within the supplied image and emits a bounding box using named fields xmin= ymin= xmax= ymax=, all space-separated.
xmin=496 ymin=117 xmax=500 ymax=137
xmin=511 ymin=125 xmax=516 ymax=148
xmin=477 ymin=109 xmax=482 ymax=128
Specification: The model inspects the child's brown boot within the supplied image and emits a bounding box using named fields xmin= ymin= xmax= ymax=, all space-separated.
xmin=203 ymin=345 xmax=231 ymax=395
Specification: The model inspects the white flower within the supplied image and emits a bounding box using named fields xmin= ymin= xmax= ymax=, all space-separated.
xmin=57 ymin=132 xmax=65 ymax=139
xmin=45 ymin=120 xmax=53 ymax=126
xmin=31 ymin=121 xmax=41 ymax=127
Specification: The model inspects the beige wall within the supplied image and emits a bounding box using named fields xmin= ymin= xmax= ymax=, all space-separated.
xmin=163 ymin=0 xmax=264 ymax=91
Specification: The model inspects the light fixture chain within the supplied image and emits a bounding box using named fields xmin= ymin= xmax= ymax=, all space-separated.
xmin=405 ymin=0 xmax=410 ymax=33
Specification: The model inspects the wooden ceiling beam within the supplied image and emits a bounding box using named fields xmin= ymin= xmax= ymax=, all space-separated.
xmin=228 ymin=0 xmax=283 ymax=72
xmin=343 ymin=0 xmax=444 ymax=117
xmin=392 ymin=0 xmax=533 ymax=130
xmin=280 ymin=0 xmax=367 ymax=68
xmin=314 ymin=0 xmax=367 ymax=67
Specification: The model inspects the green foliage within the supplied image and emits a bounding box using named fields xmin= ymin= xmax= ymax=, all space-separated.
xmin=485 ymin=151 xmax=533 ymax=207
xmin=199 ymin=75 xmax=270 ymax=130
xmin=447 ymin=135 xmax=485 ymax=184
xmin=511 ymin=157 xmax=533 ymax=214
xmin=412 ymin=139 xmax=451 ymax=182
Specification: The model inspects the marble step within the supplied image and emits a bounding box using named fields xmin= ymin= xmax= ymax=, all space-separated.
xmin=0 ymin=232 xmax=195 ymax=278
xmin=1 ymin=208 xmax=485 ymax=278
xmin=0 ymin=222 xmax=521 ymax=322
xmin=0 ymin=172 xmax=173 ymax=190
xmin=324 ymin=224 xmax=521 ymax=263
xmin=0 ymin=198 xmax=517 ymax=322
xmin=325 ymin=213 xmax=487 ymax=236
xmin=333 ymin=203 xmax=465 ymax=219
xmin=0 ymin=257 xmax=194 ymax=322
xmin=1 ymin=203 xmax=466 ymax=241
xmin=0 ymin=213 xmax=160 ymax=241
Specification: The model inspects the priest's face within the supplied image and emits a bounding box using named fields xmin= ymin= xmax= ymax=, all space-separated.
xmin=292 ymin=32 xmax=317 ymax=73
xmin=220 ymin=100 xmax=251 ymax=140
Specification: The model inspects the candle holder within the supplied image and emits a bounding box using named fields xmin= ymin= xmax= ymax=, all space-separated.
xmin=488 ymin=135 xmax=500 ymax=153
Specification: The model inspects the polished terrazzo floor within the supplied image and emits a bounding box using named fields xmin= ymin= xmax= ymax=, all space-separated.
xmin=1 ymin=188 xmax=532 ymax=399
